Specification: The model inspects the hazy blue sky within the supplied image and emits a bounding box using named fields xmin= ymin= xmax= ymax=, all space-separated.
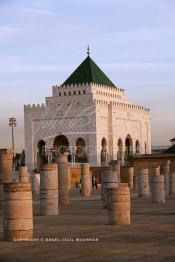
xmin=0 ymin=0 xmax=175 ymax=152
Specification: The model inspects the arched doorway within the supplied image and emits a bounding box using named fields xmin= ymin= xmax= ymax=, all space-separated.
xmin=53 ymin=135 xmax=71 ymax=162
xmin=101 ymin=138 xmax=108 ymax=164
xmin=75 ymin=138 xmax=88 ymax=163
xmin=37 ymin=140 xmax=47 ymax=169
xmin=135 ymin=140 xmax=140 ymax=154
xmin=125 ymin=135 xmax=133 ymax=158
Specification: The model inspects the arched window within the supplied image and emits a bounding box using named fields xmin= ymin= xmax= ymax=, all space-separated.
xmin=135 ymin=140 xmax=140 ymax=154
xmin=101 ymin=138 xmax=108 ymax=164
xmin=37 ymin=140 xmax=47 ymax=169
xmin=53 ymin=135 xmax=71 ymax=162
xmin=75 ymin=138 xmax=87 ymax=163
xmin=117 ymin=138 xmax=123 ymax=162
xmin=145 ymin=142 xmax=147 ymax=154
xmin=125 ymin=135 xmax=133 ymax=158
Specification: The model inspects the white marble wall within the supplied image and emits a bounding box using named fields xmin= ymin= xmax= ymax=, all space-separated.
xmin=24 ymin=83 xmax=151 ymax=170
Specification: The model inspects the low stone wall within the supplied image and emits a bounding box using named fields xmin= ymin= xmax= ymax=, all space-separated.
xmin=132 ymin=154 xmax=175 ymax=178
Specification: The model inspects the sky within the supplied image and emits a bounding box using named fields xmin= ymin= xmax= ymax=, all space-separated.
xmin=0 ymin=0 xmax=175 ymax=152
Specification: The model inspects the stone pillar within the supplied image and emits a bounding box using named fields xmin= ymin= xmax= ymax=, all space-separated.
xmin=57 ymin=154 xmax=69 ymax=205
xmin=3 ymin=182 xmax=33 ymax=241
xmin=172 ymin=160 xmax=175 ymax=172
xmin=161 ymin=160 xmax=170 ymax=194
xmin=151 ymin=166 xmax=165 ymax=203
xmin=101 ymin=170 xmax=118 ymax=208
xmin=137 ymin=169 xmax=149 ymax=197
xmin=0 ymin=149 xmax=13 ymax=184
xmin=110 ymin=160 xmax=121 ymax=183
xmin=19 ymin=166 xmax=30 ymax=182
xmin=81 ymin=163 xmax=91 ymax=197
xmin=32 ymin=172 xmax=40 ymax=194
xmin=121 ymin=151 xmax=125 ymax=166
xmin=107 ymin=183 xmax=130 ymax=225
xmin=126 ymin=166 xmax=134 ymax=190
xmin=13 ymin=171 xmax=19 ymax=182
xmin=40 ymin=164 xmax=58 ymax=215
xmin=169 ymin=172 xmax=175 ymax=196
xmin=0 ymin=184 xmax=3 ymax=209
xmin=0 ymin=149 xmax=13 ymax=209
xmin=133 ymin=174 xmax=138 ymax=192
xmin=67 ymin=166 xmax=71 ymax=190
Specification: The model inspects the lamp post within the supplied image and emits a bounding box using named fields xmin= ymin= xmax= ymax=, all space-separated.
xmin=9 ymin=117 xmax=17 ymax=166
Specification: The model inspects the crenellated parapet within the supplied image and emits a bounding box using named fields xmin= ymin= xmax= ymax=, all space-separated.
xmin=115 ymin=101 xmax=150 ymax=112
xmin=24 ymin=103 xmax=46 ymax=112
xmin=92 ymin=83 xmax=124 ymax=93
xmin=52 ymin=83 xmax=91 ymax=96
xmin=94 ymin=99 xmax=150 ymax=113
xmin=52 ymin=82 xmax=125 ymax=97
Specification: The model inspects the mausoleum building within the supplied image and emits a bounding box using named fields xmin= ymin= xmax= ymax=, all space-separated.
xmin=24 ymin=51 xmax=151 ymax=170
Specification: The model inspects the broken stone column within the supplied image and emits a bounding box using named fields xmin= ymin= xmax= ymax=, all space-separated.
xmin=169 ymin=172 xmax=175 ymax=196
xmin=57 ymin=154 xmax=69 ymax=205
xmin=126 ymin=166 xmax=134 ymax=190
xmin=101 ymin=170 xmax=118 ymax=208
xmin=19 ymin=166 xmax=30 ymax=182
xmin=107 ymin=183 xmax=130 ymax=225
xmin=0 ymin=149 xmax=13 ymax=183
xmin=40 ymin=164 xmax=58 ymax=215
xmin=151 ymin=166 xmax=165 ymax=203
xmin=3 ymin=182 xmax=33 ymax=241
xmin=81 ymin=163 xmax=91 ymax=197
xmin=110 ymin=160 xmax=121 ymax=183
xmin=32 ymin=172 xmax=40 ymax=194
xmin=137 ymin=169 xmax=149 ymax=197
xmin=0 ymin=149 xmax=13 ymax=209
xmin=160 ymin=160 xmax=170 ymax=194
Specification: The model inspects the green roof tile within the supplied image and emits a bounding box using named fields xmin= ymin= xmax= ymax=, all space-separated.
xmin=63 ymin=56 xmax=116 ymax=87
xmin=164 ymin=144 xmax=175 ymax=154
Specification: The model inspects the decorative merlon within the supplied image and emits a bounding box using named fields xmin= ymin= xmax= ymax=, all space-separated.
xmin=24 ymin=103 xmax=46 ymax=111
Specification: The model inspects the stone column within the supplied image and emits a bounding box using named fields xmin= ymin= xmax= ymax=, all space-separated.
xmin=67 ymin=166 xmax=71 ymax=190
xmin=101 ymin=170 xmax=118 ymax=208
xmin=172 ymin=160 xmax=175 ymax=172
xmin=107 ymin=183 xmax=130 ymax=225
xmin=81 ymin=163 xmax=91 ymax=197
xmin=32 ymin=172 xmax=40 ymax=194
xmin=3 ymin=182 xmax=33 ymax=241
xmin=151 ymin=166 xmax=165 ymax=203
xmin=137 ymin=169 xmax=149 ymax=197
xmin=126 ymin=166 xmax=134 ymax=190
xmin=169 ymin=172 xmax=175 ymax=196
xmin=0 ymin=149 xmax=13 ymax=209
xmin=40 ymin=164 xmax=58 ymax=215
xmin=57 ymin=154 xmax=69 ymax=205
xmin=0 ymin=149 xmax=13 ymax=183
xmin=0 ymin=184 xmax=3 ymax=209
xmin=110 ymin=160 xmax=121 ymax=184
xmin=122 ymin=151 xmax=125 ymax=166
xmin=160 ymin=160 xmax=170 ymax=194
xmin=19 ymin=166 xmax=30 ymax=182
xmin=133 ymin=173 xmax=138 ymax=192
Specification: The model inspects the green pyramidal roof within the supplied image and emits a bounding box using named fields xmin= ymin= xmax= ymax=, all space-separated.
xmin=63 ymin=56 xmax=116 ymax=87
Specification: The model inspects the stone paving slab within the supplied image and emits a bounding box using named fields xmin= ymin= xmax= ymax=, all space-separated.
xmin=0 ymin=189 xmax=175 ymax=262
